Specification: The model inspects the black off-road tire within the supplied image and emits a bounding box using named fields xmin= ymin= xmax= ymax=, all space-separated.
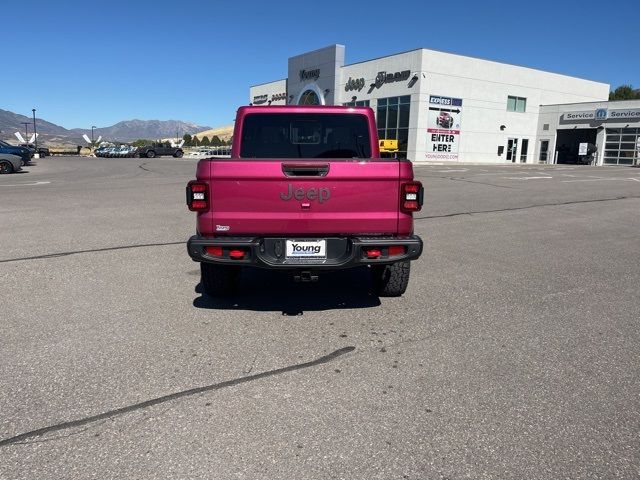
xmin=173 ymin=150 xmax=184 ymax=158
xmin=371 ymin=261 xmax=411 ymax=297
xmin=146 ymin=150 xmax=156 ymax=158
xmin=200 ymin=262 xmax=239 ymax=297
xmin=0 ymin=161 xmax=14 ymax=174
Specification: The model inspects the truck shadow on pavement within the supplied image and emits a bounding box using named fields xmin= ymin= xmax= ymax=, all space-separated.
xmin=193 ymin=266 xmax=381 ymax=314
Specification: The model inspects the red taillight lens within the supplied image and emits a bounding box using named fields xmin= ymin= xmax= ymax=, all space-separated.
xmin=205 ymin=246 xmax=223 ymax=257
xmin=229 ymin=249 xmax=245 ymax=259
xmin=388 ymin=245 xmax=406 ymax=256
xmin=365 ymin=248 xmax=382 ymax=259
xmin=187 ymin=181 xmax=208 ymax=211
xmin=401 ymin=181 xmax=423 ymax=213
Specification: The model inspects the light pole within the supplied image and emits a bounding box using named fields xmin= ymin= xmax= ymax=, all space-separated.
xmin=32 ymin=109 xmax=37 ymax=154
xmin=91 ymin=126 xmax=97 ymax=144
xmin=21 ymin=122 xmax=30 ymax=142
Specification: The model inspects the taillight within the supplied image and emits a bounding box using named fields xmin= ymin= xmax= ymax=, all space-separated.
xmin=401 ymin=181 xmax=423 ymax=213
xmin=205 ymin=246 xmax=223 ymax=257
xmin=365 ymin=248 xmax=382 ymax=259
xmin=388 ymin=245 xmax=406 ymax=256
xmin=187 ymin=181 xmax=208 ymax=211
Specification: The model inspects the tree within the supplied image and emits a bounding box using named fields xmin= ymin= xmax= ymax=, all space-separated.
xmin=201 ymin=136 xmax=211 ymax=146
xmin=192 ymin=136 xmax=199 ymax=146
xmin=609 ymin=85 xmax=640 ymax=101
xmin=132 ymin=139 xmax=152 ymax=147
xmin=183 ymin=134 xmax=192 ymax=146
xmin=211 ymin=135 xmax=222 ymax=146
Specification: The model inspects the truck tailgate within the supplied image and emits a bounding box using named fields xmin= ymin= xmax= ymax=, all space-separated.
xmin=201 ymin=159 xmax=401 ymax=236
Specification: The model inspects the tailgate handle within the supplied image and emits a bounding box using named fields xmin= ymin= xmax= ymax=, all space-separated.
xmin=282 ymin=163 xmax=329 ymax=177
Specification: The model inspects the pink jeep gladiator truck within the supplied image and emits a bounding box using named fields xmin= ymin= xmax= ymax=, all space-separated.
xmin=186 ymin=105 xmax=423 ymax=297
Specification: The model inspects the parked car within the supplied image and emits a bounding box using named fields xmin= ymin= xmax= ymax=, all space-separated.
xmin=138 ymin=142 xmax=183 ymax=158
xmin=0 ymin=153 xmax=23 ymax=174
xmin=436 ymin=111 xmax=454 ymax=129
xmin=94 ymin=144 xmax=138 ymax=158
xmin=20 ymin=144 xmax=50 ymax=157
xmin=0 ymin=140 xmax=32 ymax=165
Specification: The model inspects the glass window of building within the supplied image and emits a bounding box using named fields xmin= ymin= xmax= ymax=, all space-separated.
xmin=299 ymin=90 xmax=320 ymax=105
xmin=604 ymin=128 xmax=639 ymax=165
xmin=507 ymin=96 xmax=527 ymax=112
xmin=376 ymin=95 xmax=411 ymax=158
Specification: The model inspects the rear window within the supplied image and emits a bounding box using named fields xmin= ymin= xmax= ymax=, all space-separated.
xmin=240 ymin=113 xmax=371 ymax=158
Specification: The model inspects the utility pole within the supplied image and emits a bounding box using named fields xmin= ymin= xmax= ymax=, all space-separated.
xmin=21 ymin=122 xmax=30 ymax=141
xmin=32 ymin=109 xmax=37 ymax=154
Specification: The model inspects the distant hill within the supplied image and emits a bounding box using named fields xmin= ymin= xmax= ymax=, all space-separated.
xmin=70 ymin=119 xmax=211 ymax=142
xmin=0 ymin=108 xmax=70 ymax=137
xmin=0 ymin=108 xmax=210 ymax=146
xmin=193 ymin=125 xmax=234 ymax=141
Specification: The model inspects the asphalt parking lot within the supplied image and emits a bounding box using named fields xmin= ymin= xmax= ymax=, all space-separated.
xmin=1 ymin=157 xmax=639 ymax=479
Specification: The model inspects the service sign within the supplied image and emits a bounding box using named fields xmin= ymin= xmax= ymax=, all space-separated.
xmin=426 ymin=95 xmax=463 ymax=161
xmin=610 ymin=108 xmax=640 ymax=119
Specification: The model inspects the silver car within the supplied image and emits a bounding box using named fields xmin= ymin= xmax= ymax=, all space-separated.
xmin=0 ymin=153 xmax=23 ymax=174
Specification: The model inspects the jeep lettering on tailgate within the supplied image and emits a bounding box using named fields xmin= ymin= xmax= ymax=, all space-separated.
xmin=279 ymin=184 xmax=331 ymax=203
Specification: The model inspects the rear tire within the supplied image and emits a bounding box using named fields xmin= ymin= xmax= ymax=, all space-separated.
xmin=372 ymin=261 xmax=411 ymax=297
xmin=146 ymin=150 xmax=156 ymax=158
xmin=200 ymin=263 xmax=239 ymax=297
xmin=0 ymin=161 xmax=14 ymax=174
xmin=173 ymin=150 xmax=183 ymax=158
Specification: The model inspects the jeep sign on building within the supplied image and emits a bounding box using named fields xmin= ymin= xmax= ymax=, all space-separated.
xmin=249 ymin=44 xmax=634 ymax=165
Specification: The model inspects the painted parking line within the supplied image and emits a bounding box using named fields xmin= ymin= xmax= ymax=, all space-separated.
xmin=504 ymin=176 xmax=553 ymax=180
xmin=436 ymin=169 xmax=469 ymax=173
xmin=0 ymin=181 xmax=51 ymax=187
xmin=472 ymin=172 xmax=527 ymax=176
xmin=561 ymin=178 xmax=638 ymax=183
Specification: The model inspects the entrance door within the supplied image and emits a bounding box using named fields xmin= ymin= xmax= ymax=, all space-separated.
xmin=520 ymin=139 xmax=529 ymax=163
xmin=539 ymin=140 xmax=550 ymax=163
xmin=506 ymin=138 xmax=518 ymax=163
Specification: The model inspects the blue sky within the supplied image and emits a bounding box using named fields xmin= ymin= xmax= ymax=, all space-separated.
xmin=2 ymin=0 xmax=638 ymax=129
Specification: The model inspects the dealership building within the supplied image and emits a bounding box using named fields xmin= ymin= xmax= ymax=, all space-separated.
xmin=249 ymin=44 xmax=640 ymax=165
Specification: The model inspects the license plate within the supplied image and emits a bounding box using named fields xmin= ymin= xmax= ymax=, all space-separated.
xmin=285 ymin=239 xmax=326 ymax=258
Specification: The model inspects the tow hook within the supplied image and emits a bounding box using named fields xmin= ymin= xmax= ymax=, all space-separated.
xmin=294 ymin=270 xmax=318 ymax=283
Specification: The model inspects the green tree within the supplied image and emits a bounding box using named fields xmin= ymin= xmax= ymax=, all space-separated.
xmin=132 ymin=139 xmax=152 ymax=147
xmin=609 ymin=85 xmax=640 ymax=101
xmin=182 ymin=134 xmax=192 ymax=146
xmin=201 ymin=136 xmax=211 ymax=146
xmin=211 ymin=135 xmax=222 ymax=146
xmin=192 ymin=136 xmax=199 ymax=146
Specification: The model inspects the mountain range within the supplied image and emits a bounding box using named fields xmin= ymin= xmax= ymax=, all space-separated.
xmin=0 ymin=108 xmax=211 ymax=146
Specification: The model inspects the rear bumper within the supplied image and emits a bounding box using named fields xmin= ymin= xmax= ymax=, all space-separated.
xmin=187 ymin=235 xmax=422 ymax=270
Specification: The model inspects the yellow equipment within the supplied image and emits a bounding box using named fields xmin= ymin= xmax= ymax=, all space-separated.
xmin=379 ymin=139 xmax=398 ymax=152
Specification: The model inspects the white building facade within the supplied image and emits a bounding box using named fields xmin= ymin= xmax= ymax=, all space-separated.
xmin=250 ymin=45 xmax=618 ymax=164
